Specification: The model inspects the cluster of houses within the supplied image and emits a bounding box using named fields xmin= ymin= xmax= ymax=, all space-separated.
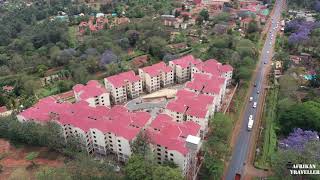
xmin=17 ymin=55 xmax=233 ymax=177
xmin=78 ymin=15 xmax=130 ymax=35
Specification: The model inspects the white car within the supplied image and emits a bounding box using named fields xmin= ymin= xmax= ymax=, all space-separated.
xmin=248 ymin=116 xmax=254 ymax=131
xmin=267 ymin=51 xmax=269 ymax=53
xmin=253 ymin=102 xmax=257 ymax=108
xmin=249 ymin=97 xmax=253 ymax=102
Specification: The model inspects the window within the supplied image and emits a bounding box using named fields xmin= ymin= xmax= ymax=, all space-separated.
xmin=158 ymin=157 xmax=161 ymax=160
xmin=157 ymin=153 xmax=161 ymax=156
xmin=170 ymin=153 xmax=173 ymax=156
xmin=170 ymin=158 xmax=174 ymax=161
xmin=94 ymin=140 xmax=97 ymax=143
xmin=157 ymin=148 xmax=161 ymax=151
xmin=119 ymin=148 xmax=122 ymax=151
xmin=93 ymin=136 xmax=96 ymax=138
xmin=118 ymin=144 xmax=121 ymax=147
xmin=118 ymin=140 xmax=121 ymax=142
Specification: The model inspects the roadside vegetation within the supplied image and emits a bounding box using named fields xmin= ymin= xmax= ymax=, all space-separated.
xmin=254 ymin=0 xmax=320 ymax=179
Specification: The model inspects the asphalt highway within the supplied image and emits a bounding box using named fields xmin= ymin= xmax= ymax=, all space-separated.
xmin=225 ymin=1 xmax=284 ymax=179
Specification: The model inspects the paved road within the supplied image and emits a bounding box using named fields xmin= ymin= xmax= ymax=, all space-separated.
xmin=225 ymin=1 xmax=284 ymax=179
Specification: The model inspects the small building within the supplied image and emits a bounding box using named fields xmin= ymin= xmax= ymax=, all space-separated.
xmin=2 ymin=85 xmax=14 ymax=93
xmin=290 ymin=55 xmax=302 ymax=65
xmin=0 ymin=106 xmax=12 ymax=117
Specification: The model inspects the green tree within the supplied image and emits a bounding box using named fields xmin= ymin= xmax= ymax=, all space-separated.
xmin=152 ymin=166 xmax=183 ymax=180
xmin=131 ymin=131 xmax=151 ymax=157
xmin=36 ymin=166 xmax=72 ymax=180
xmin=199 ymin=9 xmax=209 ymax=21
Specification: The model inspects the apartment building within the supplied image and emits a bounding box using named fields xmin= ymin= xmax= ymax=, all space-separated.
xmin=192 ymin=59 xmax=233 ymax=86
xmin=165 ymin=89 xmax=215 ymax=137
xmin=104 ymin=71 xmax=143 ymax=104
xmin=169 ymin=55 xmax=202 ymax=83
xmin=73 ymin=80 xmax=110 ymax=107
xmin=147 ymin=114 xmax=201 ymax=176
xmin=185 ymin=73 xmax=226 ymax=111
xmin=138 ymin=62 xmax=174 ymax=93
xmin=17 ymin=97 xmax=151 ymax=162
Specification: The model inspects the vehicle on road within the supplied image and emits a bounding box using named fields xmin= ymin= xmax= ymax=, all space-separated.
xmin=267 ymin=51 xmax=269 ymax=53
xmin=254 ymin=83 xmax=257 ymax=87
xmin=257 ymin=91 xmax=260 ymax=94
xmin=248 ymin=117 xmax=254 ymax=131
xmin=253 ymin=102 xmax=257 ymax=108
xmin=264 ymin=61 xmax=267 ymax=64
xmin=249 ymin=97 xmax=253 ymax=101
xmin=235 ymin=173 xmax=241 ymax=180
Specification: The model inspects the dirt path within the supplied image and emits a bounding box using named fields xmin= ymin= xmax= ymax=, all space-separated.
xmin=0 ymin=139 xmax=64 ymax=179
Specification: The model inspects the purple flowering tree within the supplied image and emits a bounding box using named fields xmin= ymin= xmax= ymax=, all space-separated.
xmin=315 ymin=1 xmax=320 ymax=12
xmin=100 ymin=49 xmax=118 ymax=66
xmin=279 ymin=128 xmax=319 ymax=151
xmin=285 ymin=19 xmax=319 ymax=45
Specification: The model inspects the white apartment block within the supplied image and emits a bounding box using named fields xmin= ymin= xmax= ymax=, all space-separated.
xmin=165 ymin=89 xmax=215 ymax=137
xmin=139 ymin=62 xmax=174 ymax=93
xmin=17 ymin=97 xmax=151 ymax=162
xmin=169 ymin=55 xmax=202 ymax=84
xmin=192 ymin=59 xmax=233 ymax=86
xmin=186 ymin=73 xmax=227 ymax=111
xmin=73 ymin=80 xmax=110 ymax=107
xmin=147 ymin=114 xmax=201 ymax=176
xmin=104 ymin=71 xmax=143 ymax=104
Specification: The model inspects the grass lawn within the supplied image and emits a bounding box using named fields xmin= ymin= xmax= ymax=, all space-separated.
xmin=37 ymin=86 xmax=60 ymax=98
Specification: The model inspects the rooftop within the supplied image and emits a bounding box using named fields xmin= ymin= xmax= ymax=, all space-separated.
xmin=170 ymin=55 xmax=202 ymax=68
xmin=73 ymin=80 xmax=108 ymax=100
xmin=186 ymin=73 xmax=225 ymax=95
xmin=19 ymin=97 xmax=151 ymax=140
xmin=105 ymin=71 xmax=141 ymax=88
xmin=140 ymin=62 xmax=172 ymax=77
xmin=166 ymin=89 xmax=214 ymax=118
xmin=147 ymin=114 xmax=201 ymax=155
xmin=195 ymin=59 xmax=233 ymax=76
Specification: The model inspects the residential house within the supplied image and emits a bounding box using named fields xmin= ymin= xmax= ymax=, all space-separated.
xmin=2 ymin=85 xmax=14 ymax=93
xmin=73 ymin=80 xmax=110 ymax=107
xmin=147 ymin=113 xmax=201 ymax=177
xmin=0 ymin=106 xmax=12 ymax=117
xmin=17 ymin=97 xmax=151 ymax=162
xmin=138 ymin=62 xmax=174 ymax=93
xmin=169 ymin=55 xmax=202 ymax=83
xmin=104 ymin=71 xmax=143 ymax=104
xmin=165 ymin=89 xmax=215 ymax=137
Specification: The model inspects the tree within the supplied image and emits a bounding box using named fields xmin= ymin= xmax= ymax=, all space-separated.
xmin=152 ymin=166 xmax=183 ymax=180
xmin=278 ymin=100 xmax=320 ymax=135
xmin=247 ymin=21 xmax=259 ymax=33
xmin=278 ymin=128 xmax=319 ymax=151
xmin=131 ymin=131 xmax=151 ymax=157
xmin=278 ymin=74 xmax=299 ymax=99
xmin=125 ymin=155 xmax=152 ymax=180
xmin=147 ymin=36 xmax=168 ymax=59
xmin=199 ymin=9 xmax=209 ymax=21
xmin=126 ymin=30 xmax=140 ymax=47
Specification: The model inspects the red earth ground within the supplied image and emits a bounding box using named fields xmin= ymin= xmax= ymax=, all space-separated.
xmin=0 ymin=139 xmax=64 ymax=180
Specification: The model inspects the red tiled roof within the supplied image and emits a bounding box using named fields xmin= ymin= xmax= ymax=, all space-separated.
xmin=186 ymin=73 xmax=225 ymax=95
xmin=166 ymin=89 xmax=214 ymax=118
xmin=0 ymin=106 xmax=8 ymax=113
xmin=195 ymin=59 xmax=233 ymax=76
xmin=147 ymin=114 xmax=200 ymax=155
xmin=141 ymin=62 xmax=172 ymax=77
xmin=73 ymin=80 xmax=108 ymax=100
xmin=105 ymin=71 xmax=141 ymax=88
xmin=170 ymin=55 xmax=202 ymax=68
xmin=52 ymin=90 xmax=74 ymax=100
xmin=19 ymin=97 xmax=151 ymax=140
xmin=2 ymin=85 xmax=14 ymax=92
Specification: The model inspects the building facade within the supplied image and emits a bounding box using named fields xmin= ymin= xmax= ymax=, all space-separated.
xmin=147 ymin=114 xmax=201 ymax=176
xmin=73 ymin=80 xmax=110 ymax=107
xmin=169 ymin=55 xmax=202 ymax=84
xmin=104 ymin=71 xmax=143 ymax=104
xmin=165 ymin=89 xmax=215 ymax=137
xmin=138 ymin=62 xmax=174 ymax=93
